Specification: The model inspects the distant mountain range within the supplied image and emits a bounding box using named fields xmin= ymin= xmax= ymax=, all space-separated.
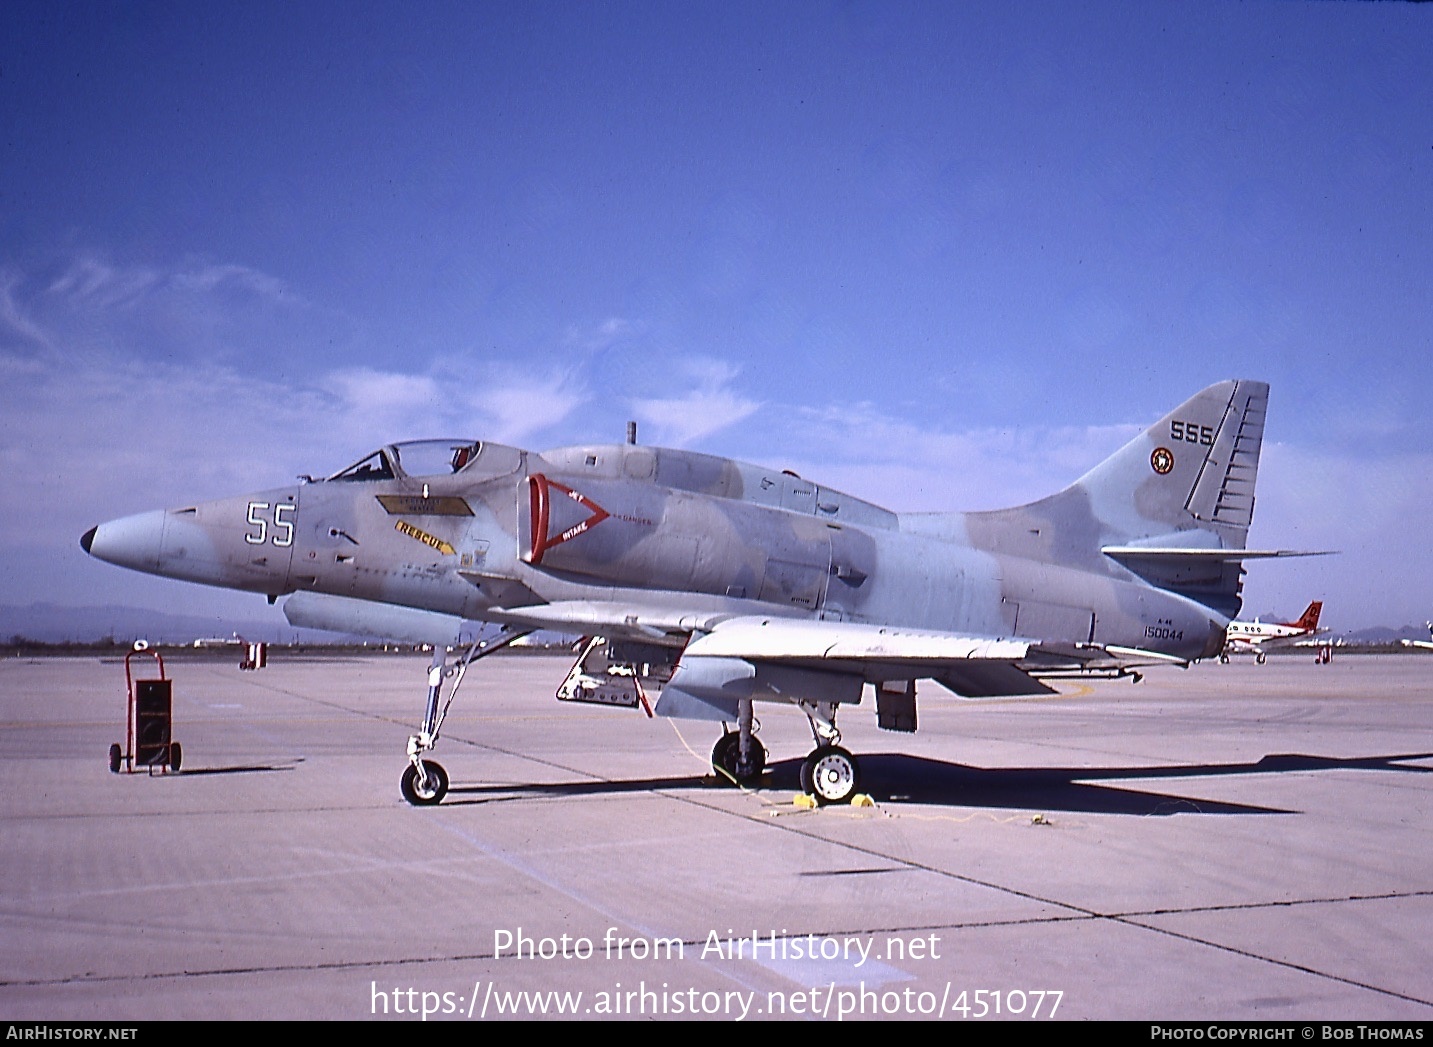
xmin=0 ymin=603 xmax=327 ymax=644
xmin=1336 ymin=624 xmax=1433 ymax=645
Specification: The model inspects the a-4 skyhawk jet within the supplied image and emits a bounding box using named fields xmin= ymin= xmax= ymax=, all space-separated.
xmin=82 ymin=379 xmax=1317 ymax=806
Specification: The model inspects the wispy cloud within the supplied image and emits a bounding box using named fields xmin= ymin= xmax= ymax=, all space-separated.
xmin=460 ymin=366 xmax=589 ymax=444
xmin=47 ymin=256 xmax=162 ymax=309
xmin=0 ymin=251 xmax=594 ymax=548
xmin=761 ymin=399 xmax=1140 ymax=511
xmin=46 ymin=255 xmax=300 ymax=310
xmin=169 ymin=262 xmax=299 ymax=305
xmin=630 ymin=358 xmax=761 ymax=446
xmin=564 ymin=315 xmax=640 ymax=351
xmin=0 ymin=271 xmax=53 ymax=352
xmin=17 ymin=252 xmax=341 ymax=377
xmin=320 ymin=363 xmax=588 ymax=447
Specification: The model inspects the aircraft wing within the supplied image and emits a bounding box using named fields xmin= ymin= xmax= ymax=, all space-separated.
xmin=285 ymin=593 xmax=1182 ymax=723
xmin=486 ymin=602 xmax=1072 ymax=700
xmin=654 ymin=615 xmax=1184 ymax=722
xmin=685 ymin=615 xmax=1185 ymax=675
xmin=680 ymin=616 xmax=1032 ymax=665
xmin=1101 ymin=547 xmax=1336 ymax=561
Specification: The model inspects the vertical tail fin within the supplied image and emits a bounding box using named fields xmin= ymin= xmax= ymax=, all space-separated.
xmin=1290 ymin=601 xmax=1322 ymax=632
xmin=1081 ymin=379 xmax=1269 ymax=618
xmin=1077 ymin=379 xmax=1269 ymax=549
xmin=963 ymin=380 xmax=1271 ymax=619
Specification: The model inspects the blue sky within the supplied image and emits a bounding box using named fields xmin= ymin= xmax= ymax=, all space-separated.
xmin=2 ymin=1 xmax=1430 ymax=631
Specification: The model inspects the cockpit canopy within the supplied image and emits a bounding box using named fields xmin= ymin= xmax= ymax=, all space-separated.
xmin=327 ymin=440 xmax=482 ymax=482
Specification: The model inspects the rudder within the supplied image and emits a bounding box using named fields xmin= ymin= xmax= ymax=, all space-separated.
xmin=1291 ymin=601 xmax=1322 ymax=631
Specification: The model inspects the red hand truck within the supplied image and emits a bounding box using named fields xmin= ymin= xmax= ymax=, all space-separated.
xmin=109 ymin=648 xmax=182 ymax=774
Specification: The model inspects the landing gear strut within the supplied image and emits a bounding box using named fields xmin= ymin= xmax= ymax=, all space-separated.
xmin=711 ymin=700 xmax=765 ymax=784
xmin=797 ymin=699 xmax=861 ymax=805
xmin=401 ymin=626 xmax=531 ymax=806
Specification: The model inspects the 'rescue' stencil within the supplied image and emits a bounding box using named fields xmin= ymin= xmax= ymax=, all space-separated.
xmin=395 ymin=520 xmax=455 ymax=555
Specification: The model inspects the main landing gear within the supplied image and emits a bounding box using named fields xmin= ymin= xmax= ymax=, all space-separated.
xmin=710 ymin=698 xmax=864 ymax=805
xmin=401 ymin=626 xmax=531 ymax=806
xmin=711 ymin=699 xmax=765 ymax=785
xmin=796 ymin=699 xmax=861 ymax=805
xmin=801 ymin=745 xmax=861 ymax=805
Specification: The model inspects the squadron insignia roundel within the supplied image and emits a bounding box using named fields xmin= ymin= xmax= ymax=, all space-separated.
xmin=1150 ymin=447 xmax=1175 ymax=475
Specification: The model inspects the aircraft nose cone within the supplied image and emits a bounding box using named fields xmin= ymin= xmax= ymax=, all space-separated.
xmin=81 ymin=510 xmax=166 ymax=573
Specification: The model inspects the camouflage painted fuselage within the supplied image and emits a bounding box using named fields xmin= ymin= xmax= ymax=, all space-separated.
xmin=85 ymin=380 xmax=1269 ymax=665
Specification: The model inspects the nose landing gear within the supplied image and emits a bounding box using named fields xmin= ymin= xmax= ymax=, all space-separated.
xmin=400 ymin=626 xmax=530 ymax=806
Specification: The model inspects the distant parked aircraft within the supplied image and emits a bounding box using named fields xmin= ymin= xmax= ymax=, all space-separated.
xmin=1221 ymin=601 xmax=1325 ymax=664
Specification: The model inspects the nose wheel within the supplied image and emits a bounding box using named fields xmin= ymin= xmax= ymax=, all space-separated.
xmin=401 ymin=760 xmax=449 ymax=806
xmin=800 ymin=745 xmax=861 ymax=806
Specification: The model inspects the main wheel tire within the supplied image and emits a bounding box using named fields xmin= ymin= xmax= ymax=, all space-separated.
xmin=401 ymin=760 xmax=449 ymax=806
xmin=711 ymin=732 xmax=766 ymax=785
xmin=108 ymin=743 xmax=122 ymax=774
xmin=1256 ymin=652 xmax=1267 ymax=665
xmin=169 ymin=742 xmax=182 ymax=772
xmin=800 ymin=745 xmax=861 ymax=806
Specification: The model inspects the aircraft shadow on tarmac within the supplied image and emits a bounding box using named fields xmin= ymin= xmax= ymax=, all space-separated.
xmin=169 ymin=760 xmax=302 ymax=777
xmin=442 ymin=751 xmax=1433 ymax=816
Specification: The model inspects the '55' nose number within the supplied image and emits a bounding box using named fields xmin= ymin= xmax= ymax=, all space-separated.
xmin=245 ymin=501 xmax=295 ymax=547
